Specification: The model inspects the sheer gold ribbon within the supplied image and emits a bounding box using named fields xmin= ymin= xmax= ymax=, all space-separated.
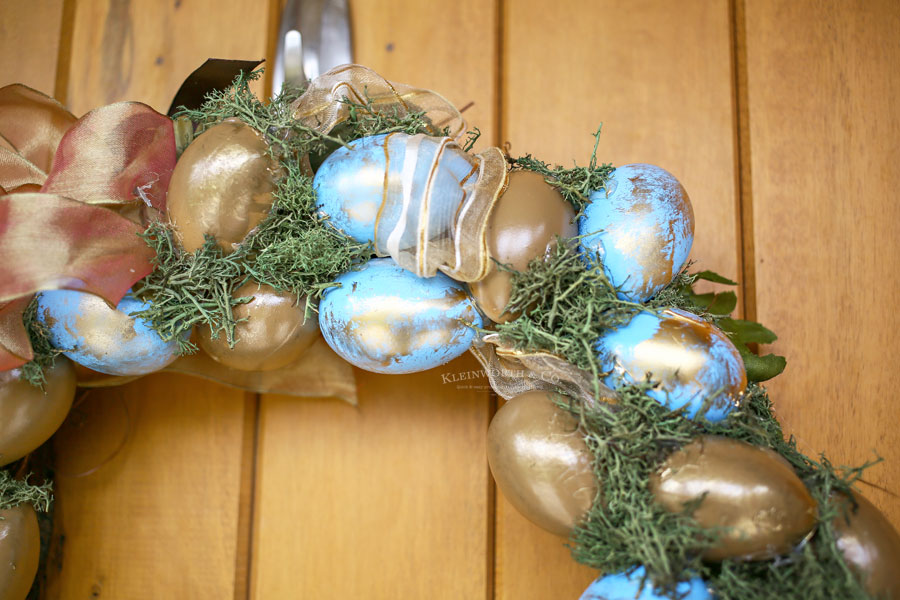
xmin=292 ymin=64 xmax=508 ymax=282
xmin=470 ymin=333 xmax=618 ymax=406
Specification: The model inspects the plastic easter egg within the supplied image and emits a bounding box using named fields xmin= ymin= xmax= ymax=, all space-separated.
xmin=580 ymin=566 xmax=712 ymax=600
xmin=0 ymin=504 xmax=39 ymax=600
xmin=199 ymin=282 xmax=319 ymax=371
xmin=167 ymin=118 xmax=279 ymax=253
xmin=649 ymin=435 xmax=817 ymax=561
xmin=318 ymin=258 xmax=482 ymax=374
xmin=579 ymin=164 xmax=694 ymax=302
xmin=487 ymin=391 xmax=598 ymax=537
xmin=832 ymin=492 xmax=900 ymax=598
xmin=37 ymin=290 xmax=183 ymax=376
xmin=471 ymin=170 xmax=577 ymax=323
xmin=315 ymin=133 xmax=475 ymax=243
xmin=595 ymin=308 xmax=746 ymax=421
xmin=0 ymin=360 xmax=76 ymax=467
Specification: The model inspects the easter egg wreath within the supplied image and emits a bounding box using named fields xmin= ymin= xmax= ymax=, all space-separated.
xmin=0 ymin=60 xmax=896 ymax=600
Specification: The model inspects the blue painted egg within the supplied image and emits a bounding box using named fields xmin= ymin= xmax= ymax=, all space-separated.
xmin=37 ymin=290 xmax=183 ymax=376
xmin=579 ymin=164 xmax=694 ymax=302
xmin=595 ymin=308 xmax=746 ymax=421
xmin=318 ymin=258 xmax=482 ymax=374
xmin=314 ymin=132 xmax=476 ymax=247
xmin=580 ymin=566 xmax=712 ymax=600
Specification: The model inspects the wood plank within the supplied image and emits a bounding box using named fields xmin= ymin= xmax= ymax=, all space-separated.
xmin=43 ymin=1 xmax=269 ymax=597
xmin=48 ymin=377 xmax=250 ymax=599
xmin=500 ymin=2 xmax=739 ymax=597
xmin=251 ymin=1 xmax=498 ymax=598
xmin=744 ymin=0 xmax=900 ymax=528
xmin=253 ymin=361 xmax=491 ymax=599
xmin=63 ymin=0 xmax=269 ymax=115
xmin=0 ymin=0 xmax=64 ymax=92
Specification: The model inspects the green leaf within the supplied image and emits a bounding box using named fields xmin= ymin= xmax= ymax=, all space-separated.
xmin=686 ymin=291 xmax=715 ymax=309
xmin=706 ymin=291 xmax=737 ymax=316
xmin=719 ymin=318 xmax=778 ymax=345
xmin=737 ymin=346 xmax=787 ymax=382
xmin=692 ymin=270 xmax=737 ymax=286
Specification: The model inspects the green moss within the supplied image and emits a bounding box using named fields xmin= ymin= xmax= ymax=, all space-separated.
xmin=566 ymin=384 xmax=874 ymax=599
xmin=18 ymin=297 xmax=63 ymax=389
xmin=136 ymin=67 xmax=460 ymax=348
xmin=0 ymin=470 xmax=52 ymax=512
xmin=509 ymin=126 xmax=614 ymax=215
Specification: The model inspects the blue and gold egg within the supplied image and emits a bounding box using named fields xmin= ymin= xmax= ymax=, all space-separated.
xmin=579 ymin=164 xmax=694 ymax=302
xmin=313 ymin=132 xmax=476 ymax=245
xmin=37 ymin=290 xmax=183 ymax=376
xmin=318 ymin=258 xmax=482 ymax=374
xmin=580 ymin=567 xmax=712 ymax=600
xmin=595 ymin=308 xmax=746 ymax=421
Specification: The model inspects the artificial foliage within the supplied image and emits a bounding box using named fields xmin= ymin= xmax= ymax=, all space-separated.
xmin=1 ymin=64 xmax=887 ymax=600
xmin=564 ymin=385 xmax=875 ymax=600
xmin=0 ymin=470 xmax=52 ymax=512
xmin=19 ymin=298 xmax=63 ymax=389
xmin=509 ymin=127 xmax=614 ymax=216
xmin=133 ymin=67 xmax=462 ymax=351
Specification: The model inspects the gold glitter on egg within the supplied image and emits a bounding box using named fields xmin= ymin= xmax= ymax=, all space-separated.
xmin=471 ymin=170 xmax=577 ymax=323
xmin=167 ymin=118 xmax=279 ymax=253
xmin=0 ymin=359 xmax=76 ymax=467
xmin=650 ymin=435 xmax=817 ymax=561
xmin=487 ymin=391 xmax=598 ymax=537
xmin=0 ymin=504 xmax=39 ymax=600
xmin=833 ymin=492 xmax=900 ymax=598
xmin=199 ymin=282 xmax=319 ymax=371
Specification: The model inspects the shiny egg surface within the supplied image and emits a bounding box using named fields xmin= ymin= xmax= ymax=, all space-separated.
xmin=37 ymin=290 xmax=183 ymax=376
xmin=595 ymin=308 xmax=746 ymax=421
xmin=649 ymin=435 xmax=817 ymax=561
xmin=0 ymin=360 xmax=76 ymax=467
xmin=0 ymin=504 xmax=39 ymax=600
xmin=487 ymin=391 xmax=598 ymax=537
xmin=314 ymin=133 xmax=476 ymax=247
xmin=579 ymin=566 xmax=712 ymax=600
xmin=471 ymin=170 xmax=577 ymax=323
xmin=832 ymin=492 xmax=900 ymax=598
xmin=199 ymin=282 xmax=319 ymax=371
xmin=579 ymin=164 xmax=694 ymax=302
xmin=318 ymin=258 xmax=482 ymax=374
xmin=167 ymin=118 xmax=278 ymax=253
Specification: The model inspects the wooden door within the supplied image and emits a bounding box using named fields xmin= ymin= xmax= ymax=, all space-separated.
xmin=1 ymin=1 xmax=897 ymax=598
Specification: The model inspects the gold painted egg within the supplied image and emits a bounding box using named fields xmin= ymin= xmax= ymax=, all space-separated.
xmin=649 ymin=435 xmax=817 ymax=561
xmin=199 ymin=282 xmax=319 ymax=371
xmin=487 ymin=391 xmax=598 ymax=537
xmin=0 ymin=359 xmax=76 ymax=467
xmin=0 ymin=503 xmax=39 ymax=600
xmin=832 ymin=492 xmax=900 ymax=598
xmin=167 ymin=117 xmax=279 ymax=253
xmin=471 ymin=170 xmax=577 ymax=323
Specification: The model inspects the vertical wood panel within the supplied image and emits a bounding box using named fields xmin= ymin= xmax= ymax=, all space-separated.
xmin=43 ymin=1 xmax=269 ymax=597
xmin=49 ymin=378 xmax=250 ymax=599
xmin=64 ymin=0 xmax=268 ymax=115
xmin=500 ymin=1 xmax=739 ymax=598
xmin=0 ymin=0 xmax=64 ymax=92
xmin=251 ymin=2 xmax=498 ymax=599
xmin=744 ymin=0 xmax=900 ymax=528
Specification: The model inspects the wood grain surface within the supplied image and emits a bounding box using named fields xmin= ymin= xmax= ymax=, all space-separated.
xmin=0 ymin=0 xmax=898 ymax=598
xmin=39 ymin=1 xmax=267 ymax=598
xmin=0 ymin=0 xmax=64 ymax=93
xmin=743 ymin=0 xmax=900 ymax=529
xmin=497 ymin=2 xmax=740 ymax=597
xmin=251 ymin=2 xmax=498 ymax=598
xmin=47 ymin=378 xmax=250 ymax=599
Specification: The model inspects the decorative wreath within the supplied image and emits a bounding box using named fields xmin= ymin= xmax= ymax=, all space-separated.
xmin=0 ymin=59 xmax=896 ymax=600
